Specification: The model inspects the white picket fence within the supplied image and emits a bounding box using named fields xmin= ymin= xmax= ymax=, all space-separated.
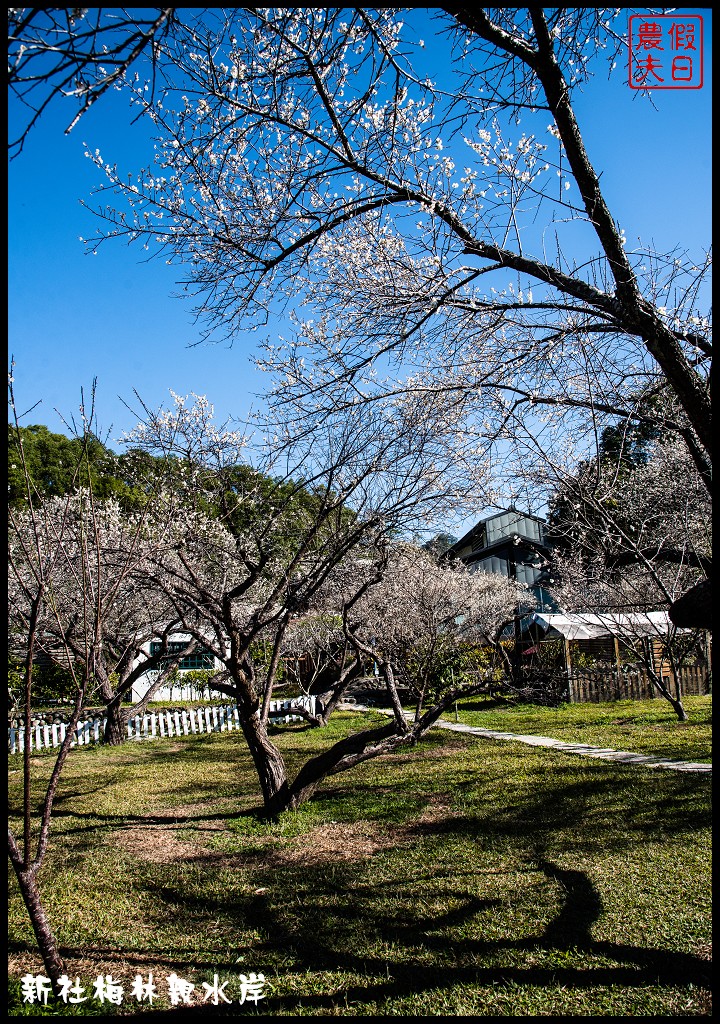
xmin=7 ymin=698 xmax=316 ymax=755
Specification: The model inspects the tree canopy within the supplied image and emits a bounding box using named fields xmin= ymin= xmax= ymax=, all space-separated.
xmin=8 ymin=424 xmax=119 ymax=507
xmin=59 ymin=9 xmax=708 ymax=465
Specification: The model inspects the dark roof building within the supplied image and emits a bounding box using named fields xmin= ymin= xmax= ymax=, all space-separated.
xmin=446 ymin=508 xmax=557 ymax=611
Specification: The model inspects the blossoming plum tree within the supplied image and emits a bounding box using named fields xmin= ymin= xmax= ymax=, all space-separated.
xmin=546 ymin=430 xmax=711 ymax=720
xmin=8 ymin=7 xmax=178 ymax=157
xmin=7 ymin=379 xmax=130 ymax=987
xmin=9 ymin=8 xmax=708 ymax=610
xmin=119 ymin=392 xmax=518 ymax=814
xmin=341 ymin=544 xmax=528 ymax=728
xmin=55 ymin=7 xmax=708 ymax=616
xmin=10 ymin=9 xmax=711 ymax=619
xmin=8 ymin=490 xmax=207 ymax=742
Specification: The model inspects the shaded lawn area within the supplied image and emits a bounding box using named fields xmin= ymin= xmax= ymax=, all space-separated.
xmin=451 ymin=695 xmax=712 ymax=763
xmin=8 ymin=709 xmax=712 ymax=1016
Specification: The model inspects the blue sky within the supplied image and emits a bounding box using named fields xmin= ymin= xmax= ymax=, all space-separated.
xmin=8 ymin=9 xmax=712 ymax=533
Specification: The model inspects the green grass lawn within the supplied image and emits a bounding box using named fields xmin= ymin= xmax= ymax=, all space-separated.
xmin=449 ymin=694 xmax=712 ymax=762
xmin=8 ymin=702 xmax=712 ymax=1016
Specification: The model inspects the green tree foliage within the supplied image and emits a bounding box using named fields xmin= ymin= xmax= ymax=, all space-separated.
xmin=8 ymin=424 xmax=111 ymax=506
xmin=7 ymin=423 xmax=160 ymax=511
xmin=596 ymin=417 xmax=661 ymax=472
xmin=8 ymin=424 xmax=330 ymax=541
xmin=8 ymin=656 xmax=76 ymax=710
xmin=421 ymin=532 xmax=459 ymax=562
xmin=209 ymin=463 xmax=354 ymax=558
xmin=404 ymin=639 xmax=496 ymax=705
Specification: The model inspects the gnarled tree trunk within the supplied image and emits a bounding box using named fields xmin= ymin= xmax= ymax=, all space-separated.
xmin=102 ymin=697 xmax=129 ymax=745
xmin=9 ymin=854 xmax=65 ymax=988
xmin=239 ymin=710 xmax=292 ymax=817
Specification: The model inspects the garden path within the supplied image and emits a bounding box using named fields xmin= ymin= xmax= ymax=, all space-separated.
xmin=344 ymin=704 xmax=712 ymax=774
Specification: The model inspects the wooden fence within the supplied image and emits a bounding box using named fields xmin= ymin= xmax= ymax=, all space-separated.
xmin=567 ymin=665 xmax=711 ymax=704
xmin=8 ymin=698 xmax=316 ymax=755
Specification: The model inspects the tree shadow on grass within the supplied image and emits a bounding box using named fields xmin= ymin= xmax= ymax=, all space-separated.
xmin=108 ymin=771 xmax=710 ymax=1015
xmin=10 ymin=766 xmax=711 ymax=1016
xmin=105 ymin=848 xmax=711 ymax=1017
xmin=448 ymin=765 xmax=710 ymax=844
xmin=28 ymin=751 xmax=710 ymax=863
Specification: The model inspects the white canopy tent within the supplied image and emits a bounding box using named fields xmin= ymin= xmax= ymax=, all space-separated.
xmin=529 ymin=610 xmax=677 ymax=641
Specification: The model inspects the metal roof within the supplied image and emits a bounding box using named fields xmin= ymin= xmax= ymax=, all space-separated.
xmin=530 ymin=610 xmax=679 ymax=640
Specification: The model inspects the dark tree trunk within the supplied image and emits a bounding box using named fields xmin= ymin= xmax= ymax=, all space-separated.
xmin=11 ymin=859 xmax=65 ymax=990
xmin=285 ymin=721 xmax=403 ymax=810
xmin=236 ymin=675 xmax=495 ymax=815
xmin=102 ymin=700 xmax=129 ymax=745
xmin=260 ymin=614 xmax=290 ymax=725
xmin=673 ymin=700 xmax=688 ymax=723
xmin=648 ymin=671 xmax=687 ymax=722
xmin=238 ymin=711 xmax=292 ymax=817
xmin=310 ymin=656 xmax=364 ymax=726
xmin=381 ymin=661 xmax=410 ymax=733
xmin=281 ymin=685 xmax=481 ymax=810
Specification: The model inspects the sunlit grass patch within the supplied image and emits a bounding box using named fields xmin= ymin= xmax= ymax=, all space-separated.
xmin=453 ymin=695 xmax=712 ymax=762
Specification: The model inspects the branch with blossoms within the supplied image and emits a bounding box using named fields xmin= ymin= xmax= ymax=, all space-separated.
xmin=78 ymin=8 xmax=709 ymax=464
xmin=104 ymin=389 xmax=484 ymax=814
xmin=30 ymin=8 xmax=708 ymax=626
xmin=8 ymin=8 xmax=180 ymax=158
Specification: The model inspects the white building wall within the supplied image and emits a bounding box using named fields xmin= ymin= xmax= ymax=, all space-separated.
xmin=130 ymin=634 xmax=222 ymax=704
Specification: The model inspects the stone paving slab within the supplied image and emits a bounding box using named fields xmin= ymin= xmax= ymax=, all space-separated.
xmin=343 ymin=704 xmax=711 ymax=774
xmin=434 ymin=721 xmax=712 ymax=773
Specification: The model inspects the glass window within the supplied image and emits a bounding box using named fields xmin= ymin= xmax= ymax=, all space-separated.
xmin=149 ymin=641 xmax=214 ymax=670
